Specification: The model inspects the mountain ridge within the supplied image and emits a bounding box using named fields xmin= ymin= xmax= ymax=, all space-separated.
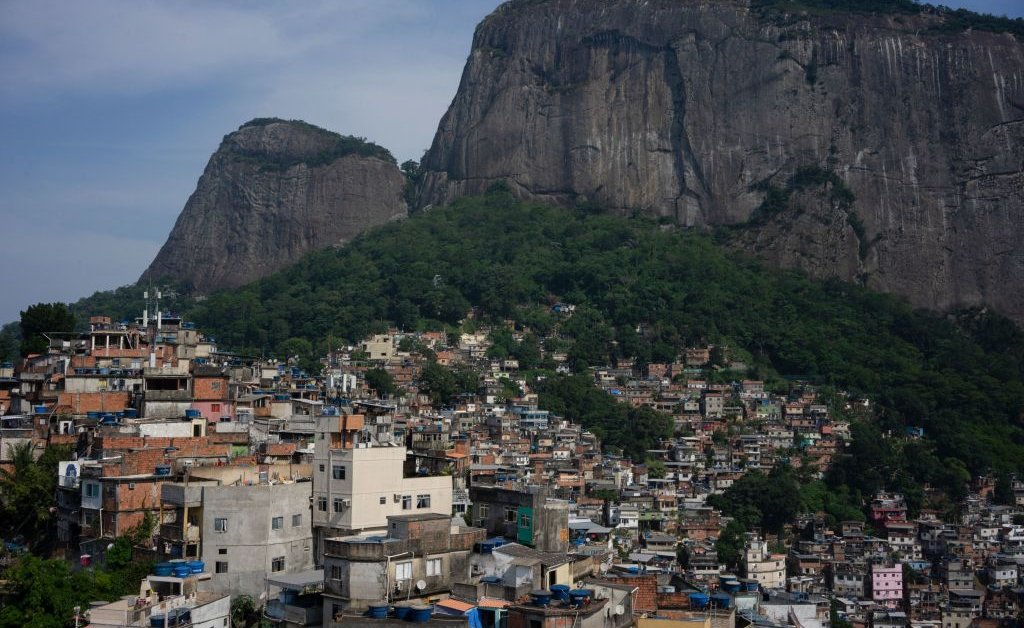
xmin=139 ymin=119 xmax=407 ymax=294
xmin=417 ymin=0 xmax=1024 ymax=322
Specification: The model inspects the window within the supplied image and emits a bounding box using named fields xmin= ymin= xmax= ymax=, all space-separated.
xmin=271 ymin=556 xmax=285 ymax=572
xmin=395 ymin=561 xmax=412 ymax=581
xmin=520 ymin=514 xmax=531 ymax=528
xmin=319 ymin=464 xmax=325 ymax=472
xmin=426 ymin=558 xmax=442 ymax=577
xmin=317 ymin=496 xmax=327 ymax=512
xmin=272 ymin=516 xmax=283 ymax=530
xmin=402 ymin=495 xmax=412 ymax=510
xmin=84 ymin=483 xmax=99 ymax=498
xmin=128 ymin=482 xmax=136 ymax=490
xmin=218 ymin=548 xmax=227 ymax=555
xmin=417 ymin=494 xmax=431 ymax=509
xmin=478 ymin=504 xmax=489 ymax=518
xmin=215 ymin=561 xmax=228 ymax=573
xmin=505 ymin=508 xmax=517 ymax=522
xmin=214 ymin=518 xmax=228 ymax=533
xmin=332 ymin=465 xmax=346 ymax=480
xmin=333 ymin=498 xmax=345 ymax=513
xmin=292 ymin=514 xmax=302 ymax=527
xmin=211 ymin=403 xmax=220 ymax=412
xmin=331 ymin=565 xmax=342 ymax=580
xmin=380 ymin=496 xmax=387 ymax=505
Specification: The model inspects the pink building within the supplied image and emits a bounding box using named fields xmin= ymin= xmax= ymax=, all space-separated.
xmin=872 ymin=565 xmax=903 ymax=608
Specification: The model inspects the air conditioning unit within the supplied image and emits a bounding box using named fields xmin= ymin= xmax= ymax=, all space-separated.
xmin=342 ymin=499 xmax=351 ymax=508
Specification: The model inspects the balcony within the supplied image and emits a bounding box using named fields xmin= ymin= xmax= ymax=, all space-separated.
xmin=160 ymin=523 xmax=201 ymax=543
xmin=265 ymin=599 xmax=322 ymax=626
xmin=144 ymin=390 xmax=191 ymax=402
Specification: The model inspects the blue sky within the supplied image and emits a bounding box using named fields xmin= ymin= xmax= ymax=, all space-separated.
xmin=0 ymin=0 xmax=1021 ymax=325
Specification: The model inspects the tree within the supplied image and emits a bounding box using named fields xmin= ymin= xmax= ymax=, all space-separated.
xmin=19 ymin=302 xmax=76 ymax=356
xmin=716 ymin=520 xmax=746 ymax=569
xmin=0 ymin=443 xmax=72 ymax=551
xmin=364 ymin=368 xmax=397 ymax=398
xmin=231 ymin=594 xmax=259 ymax=628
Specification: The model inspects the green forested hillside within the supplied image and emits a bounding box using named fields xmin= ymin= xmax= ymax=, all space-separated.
xmin=182 ymin=188 xmax=1024 ymax=482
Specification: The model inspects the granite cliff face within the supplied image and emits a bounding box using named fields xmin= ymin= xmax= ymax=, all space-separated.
xmin=141 ymin=119 xmax=407 ymax=293
xmin=419 ymin=0 xmax=1024 ymax=321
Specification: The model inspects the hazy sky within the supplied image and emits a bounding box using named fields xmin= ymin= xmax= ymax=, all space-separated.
xmin=0 ymin=0 xmax=1021 ymax=325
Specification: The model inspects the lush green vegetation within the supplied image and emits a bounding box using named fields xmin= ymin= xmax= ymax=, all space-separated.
xmin=753 ymin=0 xmax=1024 ymax=38
xmin=537 ymin=375 xmax=674 ymax=460
xmin=17 ymin=303 xmax=76 ymax=357
xmin=231 ymin=118 xmax=395 ymax=170
xmin=176 ymin=189 xmax=1024 ymax=482
xmin=0 ymin=444 xmax=72 ymax=552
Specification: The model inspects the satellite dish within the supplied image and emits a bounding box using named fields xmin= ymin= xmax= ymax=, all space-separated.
xmin=416 ymin=579 xmax=427 ymax=591
xmin=614 ymin=605 xmax=625 ymax=616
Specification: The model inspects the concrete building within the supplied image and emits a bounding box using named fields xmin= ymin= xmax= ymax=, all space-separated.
xmin=322 ymin=513 xmax=485 ymax=618
xmin=871 ymin=564 xmax=903 ymax=609
xmin=312 ymin=411 xmax=453 ymax=554
xmin=469 ymin=486 xmax=569 ymax=553
xmin=742 ymin=534 xmax=786 ymax=589
xmin=158 ymin=479 xmax=314 ymax=599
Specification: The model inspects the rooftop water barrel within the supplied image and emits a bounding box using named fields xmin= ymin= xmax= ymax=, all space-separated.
xmin=101 ymin=414 xmax=117 ymax=424
xmin=530 ymin=590 xmax=553 ymax=607
xmin=393 ymin=603 xmax=413 ymax=620
xmin=722 ymin=580 xmax=741 ymax=593
xmin=172 ymin=564 xmax=191 ymax=578
xmin=550 ymin=584 xmax=571 ymax=602
xmin=569 ymin=589 xmax=591 ymax=607
xmin=184 ymin=409 xmax=201 ymax=418
xmin=711 ymin=593 xmax=732 ymax=609
xmin=123 ymin=409 xmax=138 ymax=418
xmin=34 ymin=405 xmax=48 ymax=415
xmin=689 ymin=593 xmax=710 ymax=609
xmin=153 ymin=562 xmax=174 ymax=577
xmin=187 ymin=560 xmax=204 ymax=574
xmin=743 ymin=580 xmax=759 ymax=592
xmin=367 ymin=603 xmax=389 ymax=619
xmin=409 ymin=605 xmax=433 ymax=622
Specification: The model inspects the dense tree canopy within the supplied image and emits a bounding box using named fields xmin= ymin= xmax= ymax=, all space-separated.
xmin=19 ymin=303 xmax=76 ymax=356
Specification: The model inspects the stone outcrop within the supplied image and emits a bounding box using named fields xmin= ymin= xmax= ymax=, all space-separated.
xmin=419 ymin=0 xmax=1024 ymax=321
xmin=141 ymin=119 xmax=407 ymax=293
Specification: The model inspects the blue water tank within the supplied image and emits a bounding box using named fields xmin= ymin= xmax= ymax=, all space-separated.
xmin=187 ymin=560 xmax=204 ymax=574
xmin=409 ymin=605 xmax=433 ymax=622
xmin=722 ymin=580 xmax=741 ymax=593
xmin=530 ymin=590 xmax=553 ymax=607
xmin=550 ymin=584 xmax=571 ymax=602
xmin=153 ymin=562 xmax=173 ymax=577
xmin=184 ymin=409 xmax=201 ymax=418
xmin=172 ymin=564 xmax=191 ymax=578
xmin=123 ymin=409 xmax=138 ymax=418
xmin=87 ymin=411 xmax=101 ymax=420
xmin=394 ymin=603 xmax=413 ymax=620
xmin=367 ymin=603 xmax=389 ymax=619
xmin=34 ymin=405 xmax=48 ymax=415
xmin=569 ymin=589 xmax=591 ymax=607
xmin=689 ymin=593 xmax=710 ymax=609
xmin=711 ymin=593 xmax=732 ymax=609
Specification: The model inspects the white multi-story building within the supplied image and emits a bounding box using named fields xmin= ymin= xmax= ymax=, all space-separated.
xmin=743 ymin=534 xmax=786 ymax=588
xmin=311 ymin=411 xmax=452 ymax=556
